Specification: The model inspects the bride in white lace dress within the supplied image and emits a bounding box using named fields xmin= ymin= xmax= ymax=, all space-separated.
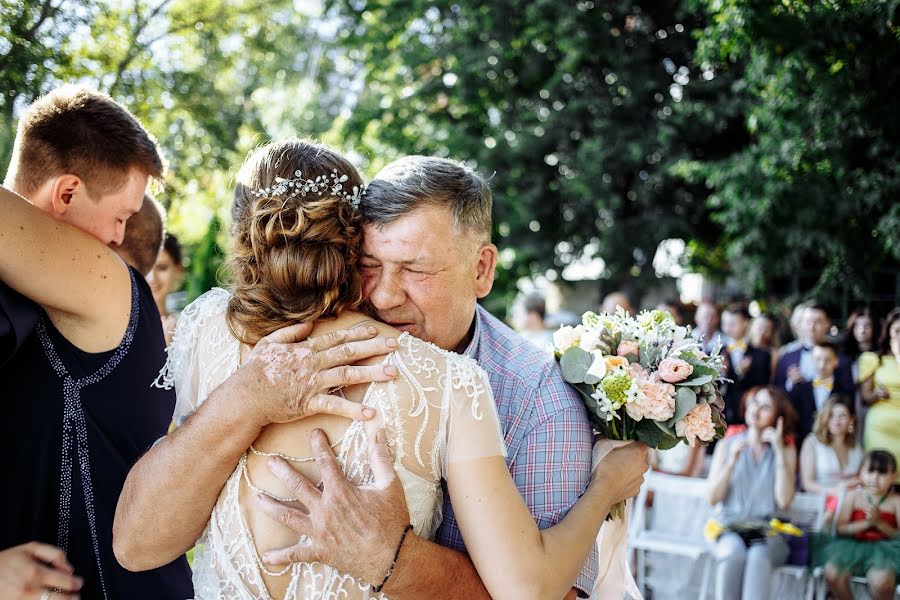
xmin=160 ymin=139 xmax=627 ymax=600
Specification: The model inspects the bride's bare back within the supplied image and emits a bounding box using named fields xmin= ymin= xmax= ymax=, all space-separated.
xmin=165 ymin=289 xmax=503 ymax=599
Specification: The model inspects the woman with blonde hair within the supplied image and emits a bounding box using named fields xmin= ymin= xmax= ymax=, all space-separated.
xmin=799 ymin=395 xmax=863 ymax=521
xmin=144 ymin=138 xmax=642 ymax=600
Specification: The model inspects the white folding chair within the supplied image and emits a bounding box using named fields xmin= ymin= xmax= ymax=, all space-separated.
xmin=628 ymin=471 xmax=714 ymax=599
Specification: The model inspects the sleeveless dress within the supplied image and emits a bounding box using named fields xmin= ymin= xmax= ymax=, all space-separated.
xmin=155 ymin=288 xmax=507 ymax=600
xmin=818 ymin=508 xmax=900 ymax=575
xmin=859 ymin=352 xmax=900 ymax=476
xmin=1 ymin=268 xmax=193 ymax=599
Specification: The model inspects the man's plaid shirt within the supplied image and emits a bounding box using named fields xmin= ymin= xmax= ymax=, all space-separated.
xmin=435 ymin=305 xmax=598 ymax=595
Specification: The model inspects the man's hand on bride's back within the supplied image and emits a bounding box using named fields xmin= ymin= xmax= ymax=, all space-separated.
xmin=238 ymin=323 xmax=399 ymax=426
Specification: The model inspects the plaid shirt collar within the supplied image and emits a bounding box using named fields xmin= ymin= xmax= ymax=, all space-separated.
xmin=462 ymin=305 xmax=485 ymax=361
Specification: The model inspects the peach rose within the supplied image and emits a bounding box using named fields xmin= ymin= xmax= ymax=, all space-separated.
xmin=657 ymin=357 xmax=694 ymax=383
xmin=604 ymin=355 xmax=629 ymax=370
xmin=675 ymin=402 xmax=717 ymax=447
xmin=625 ymin=378 xmax=676 ymax=422
xmin=616 ymin=340 xmax=640 ymax=358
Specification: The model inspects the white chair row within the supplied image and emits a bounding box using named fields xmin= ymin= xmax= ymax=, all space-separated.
xmin=627 ymin=471 xmax=830 ymax=600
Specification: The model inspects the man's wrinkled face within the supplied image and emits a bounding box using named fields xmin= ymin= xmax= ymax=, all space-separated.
xmin=360 ymin=206 xmax=492 ymax=353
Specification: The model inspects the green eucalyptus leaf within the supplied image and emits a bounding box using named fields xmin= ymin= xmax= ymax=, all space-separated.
xmin=559 ymin=347 xmax=592 ymax=384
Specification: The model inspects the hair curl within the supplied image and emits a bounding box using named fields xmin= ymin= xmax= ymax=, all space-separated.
xmin=226 ymin=139 xmax=365 ymax=346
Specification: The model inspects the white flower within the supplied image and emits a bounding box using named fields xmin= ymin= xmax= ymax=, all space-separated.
xmin=553 ymin=325 xmax=584 ymax=352
xmin=579 ymin=327 xmax=603 ymax=351
xmin=586 ymin=350 xmax=608 ymax=380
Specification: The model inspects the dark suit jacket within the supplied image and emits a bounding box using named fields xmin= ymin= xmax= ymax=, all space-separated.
xmin=724 ymin=345 xmax=772 ymax=426
xmin=788 ymin=374 xmax=854 ymax=443
xmin=773 ymin=347 xmax=853 ymax=391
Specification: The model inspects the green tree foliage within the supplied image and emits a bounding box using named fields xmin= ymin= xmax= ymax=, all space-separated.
xmin=677 ymin=0 xmax=900 ymax=300
xmin=2 ymin=0 xmax=897 ymax=312
xmin=327 ymin=0 xmax=743 ymax=313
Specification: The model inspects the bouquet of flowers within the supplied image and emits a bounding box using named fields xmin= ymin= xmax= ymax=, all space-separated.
xmin=553 ymin=308 xmax=728 ymax=519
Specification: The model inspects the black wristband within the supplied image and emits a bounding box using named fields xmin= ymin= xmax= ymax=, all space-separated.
xmin=372 ymin=524 xmax=414 ymax=593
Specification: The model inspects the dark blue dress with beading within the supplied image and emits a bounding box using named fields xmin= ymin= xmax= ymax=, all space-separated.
xmin=0 ymin=269 xmax=193 ymax=599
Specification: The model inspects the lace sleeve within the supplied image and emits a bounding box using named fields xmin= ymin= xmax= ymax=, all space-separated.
xmin=442 ymin=355 xmax=507 ymax=475
xmin=153 ymin=288 xmax=236 ymax=427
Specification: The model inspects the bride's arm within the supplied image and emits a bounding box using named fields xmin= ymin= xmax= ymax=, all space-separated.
xmin=447 ymin=447 xmax=645 ymax=599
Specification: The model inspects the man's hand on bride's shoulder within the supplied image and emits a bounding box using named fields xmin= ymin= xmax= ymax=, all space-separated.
xmin=236 ymin=322 xmax=400 ymax=427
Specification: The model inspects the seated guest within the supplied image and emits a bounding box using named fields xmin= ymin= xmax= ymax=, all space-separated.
xmin=601 ymin=289 xmax=634 ymax=316
xmin=707 ymin=385 xmax=798 ymax=600
xmin=656 ymin=298 xmax=684 ymax=326
xmin=147 ymin=233 xmax=183 ymax=345
xmin=722 ymin=303 xmax=772 ymax=426
xmin=749 ymin=312 xmax=779 ymax=354
xmin=113 ymin=193 xmax=165 ymax=277
xmin=844 ymin=306 xmax=880 ymax=440
xmin=693 ymin=299 xmax=724 ymax=355
xmin=859 ymin=307 xmax=900 ymax=474
xmin=799 ymin=396 xmax=862 ymax=522
xmin=519 ymin=294 xmax=553 ymax=350
xmin=750 ymin=312 xmax=780 ymax=374
xmin=774 ymin=302 xmax=852 ymax=393
xmin=788 ymin=340 xmax=854 ymax=444
xmin=779 ymin=301 xmax=811 ymax=357
xmin=821 ymin=450 xmax=900 ymax=600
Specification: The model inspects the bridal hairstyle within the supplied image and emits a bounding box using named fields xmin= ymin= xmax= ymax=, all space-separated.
xmin=5 ymin=85 xmax=163 ymax=196
xmin=226 ymin=138 xmax=365 ymax=346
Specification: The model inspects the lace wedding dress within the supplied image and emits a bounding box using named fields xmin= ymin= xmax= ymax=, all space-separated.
xmin=155 ymin=288 xmax=506 ymax=600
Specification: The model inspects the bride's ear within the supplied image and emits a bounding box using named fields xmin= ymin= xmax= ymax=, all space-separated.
xmin=474 ymin=243 xmax=497 ymax=299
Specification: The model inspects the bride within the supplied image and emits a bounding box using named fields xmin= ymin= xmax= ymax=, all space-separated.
xmin=158 ymin=138 xmax=640 ymax=600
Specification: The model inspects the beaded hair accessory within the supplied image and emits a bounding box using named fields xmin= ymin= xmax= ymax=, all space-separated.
xmin=250 ymin=169 xmax=364 ymax=209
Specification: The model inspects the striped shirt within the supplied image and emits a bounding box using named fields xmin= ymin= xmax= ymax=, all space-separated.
xmin=435 ymin=305 xmax=598 ymax=595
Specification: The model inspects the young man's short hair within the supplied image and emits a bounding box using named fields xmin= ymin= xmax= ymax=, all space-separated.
xmin=5 ymin=85 xmax=163 ymax=197
xmin=114 ymin=194 xmax=165 ymax=276
xmin=724 ymin=302 xmax=751 ymax=320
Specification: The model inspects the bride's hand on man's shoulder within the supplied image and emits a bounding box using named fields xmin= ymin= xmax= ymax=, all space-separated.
xmin=236 ymin=322 xmax=400 ymax=426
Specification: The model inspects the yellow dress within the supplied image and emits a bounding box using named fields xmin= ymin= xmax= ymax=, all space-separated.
xmin=860 ymin=352 xmax=900 ymax=473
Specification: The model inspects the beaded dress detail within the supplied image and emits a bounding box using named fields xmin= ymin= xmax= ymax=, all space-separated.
xmin=155 ymin=288 xmax=506 ymax=600
xmin=37 ymin=268 xmax=140 ymax=600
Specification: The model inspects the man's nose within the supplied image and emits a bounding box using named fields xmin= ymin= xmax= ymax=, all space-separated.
xmin=368 ymin=272 xmax=406 ymax=310
xmin=112 ymin=224 xmax=125 ymax=246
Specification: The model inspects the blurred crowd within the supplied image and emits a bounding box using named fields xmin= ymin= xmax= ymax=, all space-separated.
xmin=517 ymin=292 xmax=900 ymax=600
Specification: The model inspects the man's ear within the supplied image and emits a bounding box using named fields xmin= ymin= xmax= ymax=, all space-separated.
xmin=474 ymin=243 xmax=498 ymax=299
xmin=49 ymin=174 xmax=84 ymax=216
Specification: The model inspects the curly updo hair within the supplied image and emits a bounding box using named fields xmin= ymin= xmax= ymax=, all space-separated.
xmin=226 ymin=138 xmax=365 ymax=346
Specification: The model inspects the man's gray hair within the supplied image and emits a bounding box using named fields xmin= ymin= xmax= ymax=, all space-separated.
xmin=360 ymin=156 xmax=492 ymax=243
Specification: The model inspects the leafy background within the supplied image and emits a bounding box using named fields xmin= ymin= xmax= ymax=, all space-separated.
xmin=2 ymin=0 xmax=898 ymax=318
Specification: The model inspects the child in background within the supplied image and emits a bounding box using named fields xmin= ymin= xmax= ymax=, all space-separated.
xmin=822 ymin=450 xmax=900 ymax=600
